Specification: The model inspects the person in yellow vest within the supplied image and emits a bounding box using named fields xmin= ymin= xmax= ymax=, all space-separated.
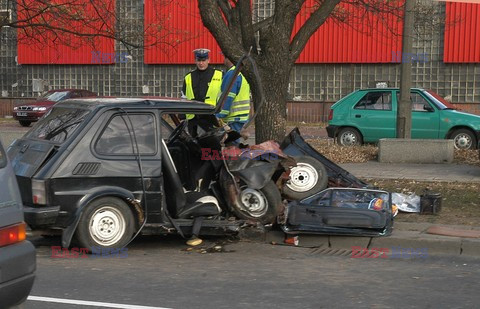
xmin=181 ymin=48 xmax=223 ymax=137
xmin=216 ymin=57 xmax=251 ymax=138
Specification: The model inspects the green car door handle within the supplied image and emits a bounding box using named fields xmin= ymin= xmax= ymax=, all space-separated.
xmin=355 ymin=114 xmax=361 ymax=118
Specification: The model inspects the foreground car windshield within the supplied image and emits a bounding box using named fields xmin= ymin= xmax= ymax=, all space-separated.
xmin=25 ymin=107 xmax=90 ymax=143
xmin=39 ymin=91 xmax=70 ymax=102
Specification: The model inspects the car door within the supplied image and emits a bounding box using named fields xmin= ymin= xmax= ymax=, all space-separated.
xmin=284 ymin=188 xmax=393 ymax=236
xmin=398 ymin=90 xmax=440 ymax=139
xmin=350 ymin=90 xmax=396 ymax=142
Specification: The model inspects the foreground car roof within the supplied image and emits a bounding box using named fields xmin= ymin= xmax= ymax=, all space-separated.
xmin=55 ymin=97 xmax=215 ymax=112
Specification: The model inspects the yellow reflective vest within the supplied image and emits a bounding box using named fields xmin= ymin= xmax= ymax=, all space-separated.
xmin=184 ymin=69 xmax=223 ymax=120
xmin=219 ymin=66 xmax=250 ymax=123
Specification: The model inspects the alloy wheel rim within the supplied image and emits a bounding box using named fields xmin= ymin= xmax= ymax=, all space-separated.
xmin=341 ymin=132 xmax=357 ymax=146
xmin=454 ymin=134 xmax=472 ymax=149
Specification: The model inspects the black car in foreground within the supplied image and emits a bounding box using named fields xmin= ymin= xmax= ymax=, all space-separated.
xmin=7 ymin=97 xmax=394 ymax=250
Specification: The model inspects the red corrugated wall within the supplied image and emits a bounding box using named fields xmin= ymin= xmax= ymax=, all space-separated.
xmin=295 ymin=1 xmax=404 ymax=63
xmin=144 ymin=0 xmax=404 ymax=64
xmin=17 ymin=0 xmax=115 ymax=64
xmin=444 ymin=2 xmax=480 ymax=63
xmin=143 ymin=0 xmax=223 ymax=64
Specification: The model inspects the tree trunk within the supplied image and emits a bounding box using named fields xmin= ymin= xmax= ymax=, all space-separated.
xmin=253 ymin=61 xmax=291 ymax=143
xmin=397 ymin=0 xmax=415 ymax=138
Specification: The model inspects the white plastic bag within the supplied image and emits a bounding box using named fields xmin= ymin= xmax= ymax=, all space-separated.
xmin=392 ymin=192 xmax=420 ymax=213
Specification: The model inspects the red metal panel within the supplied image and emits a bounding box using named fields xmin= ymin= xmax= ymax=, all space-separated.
xmin=294 ymin=0 xmax=403 ymax=63
xmin=143 ymin=0 xmax=223 ymax=64
xmin=17 ymin=0 xmax=115 ymax=64
xmin=444 ymin=2 xmax=480 ymax=62
xmin=145 ymin=1 xmax=403 ymax=64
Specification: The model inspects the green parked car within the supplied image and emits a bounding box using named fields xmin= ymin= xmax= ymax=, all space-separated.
xmin=326 ymin=88 xmax=480 ymax=149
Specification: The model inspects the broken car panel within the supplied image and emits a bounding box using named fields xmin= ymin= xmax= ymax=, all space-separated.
xmin=282 ymin=188 xmax=393 ymax=237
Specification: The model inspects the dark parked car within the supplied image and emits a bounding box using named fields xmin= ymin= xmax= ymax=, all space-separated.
xmin=13 ymin=89 xmax=97 ymax=127
xmin=327 ymin=88 xmax=480 ymax=149
xmin=0 ymin=140 xmax=36 ymax=307
xmin=7 ymin=97 xmax=394 ymax=251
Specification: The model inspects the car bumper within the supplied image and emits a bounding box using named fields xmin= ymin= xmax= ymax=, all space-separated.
xmin=24 ymin=205 xmax=60 ymax=227
xmin=13 ymin=111 xmax=44 ymax=121
xmin=326 ymin=125 xmax=339 ymax=138
xmin=0 ymin=241 xmax=36 ymax=308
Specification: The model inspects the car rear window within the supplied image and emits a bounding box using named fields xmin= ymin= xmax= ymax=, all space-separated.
xmin=25 ymin=107 xmax=90 ymax=144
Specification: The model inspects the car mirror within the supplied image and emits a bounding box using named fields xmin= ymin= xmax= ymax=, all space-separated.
xmin=423 ymin=104 xmax=434 ymax=112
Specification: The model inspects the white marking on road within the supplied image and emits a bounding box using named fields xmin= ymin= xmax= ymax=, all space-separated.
xmin=27 ymin=296 xmax=172 ymax=309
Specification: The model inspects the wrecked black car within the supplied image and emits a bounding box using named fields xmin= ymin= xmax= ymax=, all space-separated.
xmin=7 ymin=97 xmax=393 ymax=250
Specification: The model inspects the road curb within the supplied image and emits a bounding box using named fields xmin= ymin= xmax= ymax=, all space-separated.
xmin=262 ymin=229 xmax=480 ymax=257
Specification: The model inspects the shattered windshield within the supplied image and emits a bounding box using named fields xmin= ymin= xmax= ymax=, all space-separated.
xmin=25 ymin=107 xmax=90 ymax=144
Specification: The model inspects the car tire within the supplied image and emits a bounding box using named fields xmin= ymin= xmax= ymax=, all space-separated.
xmin=283 ymin=156 xmax=328 ymax=200
xmin=74 ymin=197 xmax=135 ymax=250
xmin=337 ymin=127 xmax=363 ymax=146
xmin=19 ymin=121 xmax=31 ymax=127
xmin=233 ymin=180 xmax=283 ymax=224
xmin=450 ymin=129 xmax=476 ymax=150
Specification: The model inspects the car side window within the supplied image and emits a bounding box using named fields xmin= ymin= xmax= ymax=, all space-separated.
xmin=410 ymin=93 xmax=432 ymax=112
xmin=354 ymin=92 xmax=392 ymax=111
xmin=331 ymin=190 xmax=389 ymax=210
xmin=95 ymin=113 xmax=157 ymax=155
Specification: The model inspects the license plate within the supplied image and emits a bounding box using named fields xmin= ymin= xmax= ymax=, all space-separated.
xmin=16 ymin=112 xmax=27 ymax=116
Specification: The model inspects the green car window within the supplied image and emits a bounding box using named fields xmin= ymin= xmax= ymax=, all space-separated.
xmin=354 ymin=92 xmax=392 ymax=111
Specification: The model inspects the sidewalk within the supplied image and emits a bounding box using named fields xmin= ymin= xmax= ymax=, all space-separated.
xmin=339 ymin=161 xmax=480 ymax=182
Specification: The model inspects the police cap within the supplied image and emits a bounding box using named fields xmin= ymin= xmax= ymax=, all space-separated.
xmin=193 ymin=48 xmax=210 ymax=61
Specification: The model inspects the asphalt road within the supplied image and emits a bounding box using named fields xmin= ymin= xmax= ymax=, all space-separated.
xmin=24 ymin=235 xmax=480 ymax=309
xmin=0 ymin=120 xmax=28 ymax=146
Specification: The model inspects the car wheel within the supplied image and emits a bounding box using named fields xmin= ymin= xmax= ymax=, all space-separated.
xmin=450 ymin=129 xmax=476 ymax=150
xmin=337 ymin=127 xmax=363 ymax=146
xmin=19 ymin=120 xmax=31 ymax=127
xmin=233 ymin=180 xmax=283 ymax=224
xmin=283 ymin=156 xmax=328 ymax=200
xmin=75 ymin=197 xmax=135 ymax=250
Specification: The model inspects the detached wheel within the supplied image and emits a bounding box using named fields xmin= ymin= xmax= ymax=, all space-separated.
xmin=283 ymin=156 xmax=328 ymax=200
xmin=450 ymin=129 xmax=476 ymax=150
xmin=233 ymin=180 xmax=282 ymax=224
xmin=75 ymin=197 xmax=135 ymax=250
xmin=337 ymin=127 xmax=362 ymax=146
xmin=19 ymin=120 xmax=31 ymax=127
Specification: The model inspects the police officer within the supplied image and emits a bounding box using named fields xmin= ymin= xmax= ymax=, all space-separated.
xmin=182 ymin=48 xmax=223 ymax=137
xmin=216 ymin=57 xmax=251 ymax=136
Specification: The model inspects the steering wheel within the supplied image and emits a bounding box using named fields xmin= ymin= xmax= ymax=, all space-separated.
xmin=166 ymin=120 xmax=188 ymax=145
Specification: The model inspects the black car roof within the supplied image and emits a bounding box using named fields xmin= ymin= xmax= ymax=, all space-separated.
xmin=55 ymin=97 xmax=215 ymax=112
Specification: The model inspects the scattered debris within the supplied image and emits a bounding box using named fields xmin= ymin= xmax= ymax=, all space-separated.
xmin=392 ymin=192 xmax=420 ymax=213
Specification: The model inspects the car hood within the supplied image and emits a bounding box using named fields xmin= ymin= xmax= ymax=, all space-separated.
xmin=16 ymin=100 xmax=56 ymax=108
xmin=442 ymin=109 xmax=480 ymax=126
